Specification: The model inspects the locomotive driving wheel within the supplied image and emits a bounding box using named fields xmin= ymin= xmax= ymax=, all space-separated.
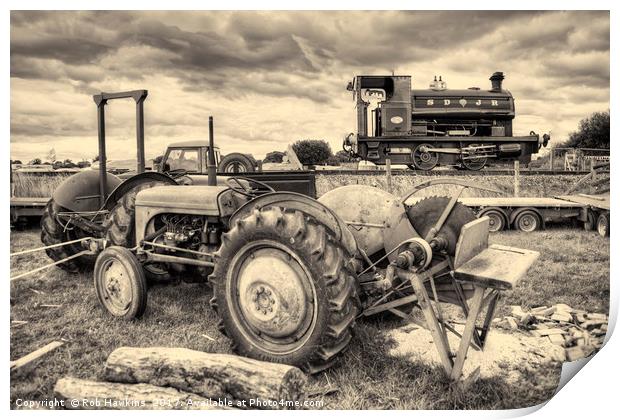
xmin=412 ymin=143 xmax=439 ymax=171
xmin=461 ymin=144 xmax=487 ymax=171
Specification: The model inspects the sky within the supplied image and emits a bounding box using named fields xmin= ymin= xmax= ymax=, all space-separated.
xmin=10 ymin=10 xmax=610 ymax=163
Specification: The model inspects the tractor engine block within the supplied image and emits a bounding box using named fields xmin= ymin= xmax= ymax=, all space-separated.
xmin=161 ymin=214 xmax=204 ymax=248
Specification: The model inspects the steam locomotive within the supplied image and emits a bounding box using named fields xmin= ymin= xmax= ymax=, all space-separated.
xmin=343 ymin=72 xmax=549 ymax=170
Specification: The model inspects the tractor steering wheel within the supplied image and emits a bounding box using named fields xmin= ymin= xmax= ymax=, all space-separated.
xmin=226 ymin=176 xmax=275 ymax=198
xmin=165 ymin=168 xmax=188 ymax=180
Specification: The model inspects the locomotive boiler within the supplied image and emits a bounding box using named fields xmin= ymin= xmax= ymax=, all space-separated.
xmin=343 ymin=72 xmax=549 ymax=170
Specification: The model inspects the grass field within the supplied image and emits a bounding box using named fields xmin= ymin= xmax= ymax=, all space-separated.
xmin=10 ymin=227 xmax=609 ymax=410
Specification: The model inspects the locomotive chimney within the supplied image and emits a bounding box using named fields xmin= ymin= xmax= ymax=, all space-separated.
xmin=490 ymin=72 xmax=504 ymax=92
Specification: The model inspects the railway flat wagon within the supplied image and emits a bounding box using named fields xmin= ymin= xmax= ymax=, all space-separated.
xmin=447 ymin=194 xmax=609 ymax=237
xmin=458 ymin=197 xmax=587 ymax=233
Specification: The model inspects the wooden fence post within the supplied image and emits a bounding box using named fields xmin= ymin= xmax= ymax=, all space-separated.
xmin=513 ymin=161 xmax=520 ymax=197
xmin=549 ymin=148 xmax=554 ymax=171
xmin=385 ymin=158 xmax=392 ymax=194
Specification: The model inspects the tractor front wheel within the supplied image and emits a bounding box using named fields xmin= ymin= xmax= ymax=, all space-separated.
xmin=210 ymin=206 xmax=360 ymax=373
xmin=94 ymin=246 xmax=148 ymax=320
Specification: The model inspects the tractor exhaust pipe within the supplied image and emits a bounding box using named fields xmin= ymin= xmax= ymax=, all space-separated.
xmin=207 ymin=116 xmax=217 ymax=186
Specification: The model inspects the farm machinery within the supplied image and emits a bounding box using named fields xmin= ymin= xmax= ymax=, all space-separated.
xmin=30 ymin=90 xmax=540 ymax=380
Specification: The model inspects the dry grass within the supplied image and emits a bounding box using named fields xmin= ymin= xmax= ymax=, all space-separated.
xmin=317 ymin=173 xmax=590 ymax=198
xmin=9 ymin=226 xmax=609 ymax=410
xmin=11 ymin=173 xmax=75 ymax=198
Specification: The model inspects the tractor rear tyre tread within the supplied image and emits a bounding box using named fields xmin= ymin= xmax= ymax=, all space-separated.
xmin=104 ymin=181 xmax=165 ymax=248
xmin=40 ymin=199 xmax=93 ymax=272
xmin=210 ymin=206 xmax=360 ymax=373
xmin=104 ymin=181 xmax=173 ymax=283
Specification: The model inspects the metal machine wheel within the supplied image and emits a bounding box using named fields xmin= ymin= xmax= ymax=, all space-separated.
xmin=94 ymin=246 xmax=148 ymax=319
xmin=412 ymin=143 xmax=439 ymax=170
xmin=461 ymin=155 xmax=487 ymax=171
xmin=514 ymin=210 xmax=541 ymax=232
xmin=480 ymin=209 xmax=507 ymax=232
xmin=40 ymin=199 xmax=96 ymax=272
xmin=210 ymin=206 xmax=360 ymax=373
xmin=406 ymin=196 xmax=476 ymax=256
xmin=597 ymin=212 xmax=610 ymax=237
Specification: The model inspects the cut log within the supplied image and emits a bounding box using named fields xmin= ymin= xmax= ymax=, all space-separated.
xmin=103 ymin=347 xmax=306 ymax=409
xmin=54 ymin=377 xmax=232 ymax=410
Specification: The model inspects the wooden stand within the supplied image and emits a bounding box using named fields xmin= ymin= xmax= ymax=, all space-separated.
xmin=395 ymin=218 xmax=539 ymax=382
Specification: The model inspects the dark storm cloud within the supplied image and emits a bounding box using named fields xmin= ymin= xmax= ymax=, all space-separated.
xmin=9 ymin=10 xmax=610 ymax=161
xmin=11 ymin=11 xmax=610 ymax=96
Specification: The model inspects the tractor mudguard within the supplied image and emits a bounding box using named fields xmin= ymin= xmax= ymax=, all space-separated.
xmin=103 ymin=172 xmax=178 ymax=211
xmin=229 ymin=191 xmax=358 ymax=258
xmin=52 ymin=170 xmax=122 ymax=213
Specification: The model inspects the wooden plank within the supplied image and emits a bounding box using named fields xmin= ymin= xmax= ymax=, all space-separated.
xmin=454 ymin=244 xmax=539 ymax=290
xmin=10 ymin=341 xmax=64 ymax=373
xmin=10 ymin=197 xmax=49 ymax=205
xmin=513 ymin=161 xmax=520 ymax=197
xmin=454 ymin=217 xmax=489 ymax=269
xmin=450 ymin=286 xmax=485 ymax=381
xmin=363 ymin=294 xmax=418 ymax=316
xmin=556 ymin=194 xmax=610 ymax=211
xmin=285 ymin=144 xmax=304 ymax=170
xmin=385 ymin=158 xmax=392 ymax=194
xmin=407 ymin=272 xmax=454 ymax=376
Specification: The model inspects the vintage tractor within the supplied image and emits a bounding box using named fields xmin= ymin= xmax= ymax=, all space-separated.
xmin=39 ymin=90 xmax=539 ymax=379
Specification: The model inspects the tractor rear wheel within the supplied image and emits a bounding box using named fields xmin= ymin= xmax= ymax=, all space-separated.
xmin=40 ymin=199 xmax=96 ymax=272
xmin=104 ymin=181 xmax=173 ymax=283
xmin=210 ymin=206 xmax=360 ymax=373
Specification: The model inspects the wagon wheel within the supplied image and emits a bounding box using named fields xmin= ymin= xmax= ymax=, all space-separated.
xmin=597 ymin=212 xmax=610 ymax=237
xmin=514 ymin=210 xmax=541 ymax=232
xmin=412 ymin=143 xmax=439 ymax=170
xmin=480 ymin=209 xmax=507 ymax=232
xmin=584 ymin=210 xmax=596 ymax=231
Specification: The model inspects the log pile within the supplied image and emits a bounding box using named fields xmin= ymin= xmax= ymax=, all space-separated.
xmin=495 ymin=304 xmax=608 ymax=362
xmin=54 ymin=347 xmax=307 ymax=410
